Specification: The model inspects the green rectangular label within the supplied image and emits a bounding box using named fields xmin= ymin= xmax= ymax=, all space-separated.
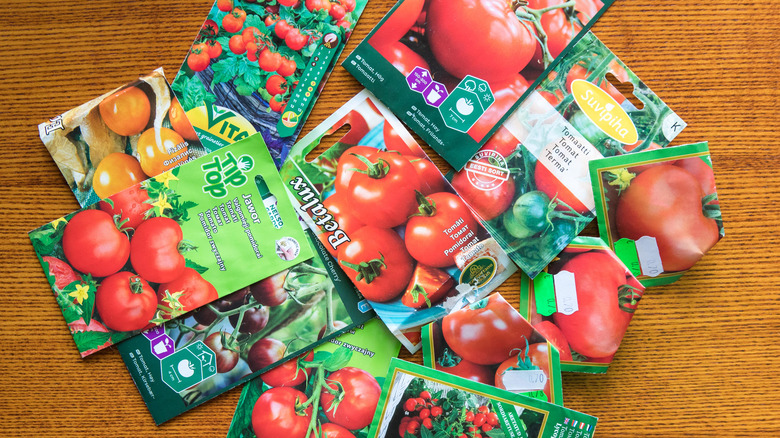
xmin=614 ymin=238 xmax=642 ymax=277
xmin=533 ymin=272 xmax=557 ymax=317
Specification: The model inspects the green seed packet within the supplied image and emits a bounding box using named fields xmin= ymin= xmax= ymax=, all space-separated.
xmin=421 ymin=293 xmax=564 ymax=406
xmin=368 ymin=358 xmax=597 ymax=438
xmin=172 ymin=0 xmax=369 ymax=167
xmin=226 ymin=318 xmax=400 ymax=438
xmin=589 ymin=141 xmax=724 ymax=287
xmin=29 ymin=133 xmax=313 ymax=358
xmin=450 ymin=31 xmax=686 ymax=279
xmin=518 ymin=236 xmax=645 ymax=374
xmin=342 ymin=0 xmax=616 ymax=170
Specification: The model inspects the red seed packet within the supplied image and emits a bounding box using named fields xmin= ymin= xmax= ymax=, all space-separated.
xmin=421 ymin=293 xmax=564 ymax=405
xmin=518 ymin=236 xmax=645 ymax=373
xmin=343 ymin=0 xmax=616 ymax=169
xmin=280 ymin=90 xmax=517 ymax=353
xmin=589 ymin=141 xmax=724 ymax=286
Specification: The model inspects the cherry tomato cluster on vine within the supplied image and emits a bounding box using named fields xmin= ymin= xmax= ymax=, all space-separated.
xmin=311 ymin=118 xmax=484 ymax=309
xmin=191 ymin=269 xmax=295 ymax=374
xmin=396 ymin=385 xmax=499 ymax=438
xmin=187 ymin=0 xmax=360 ymax=114
xmin=52 ymin=207 xmax=217 ymax=335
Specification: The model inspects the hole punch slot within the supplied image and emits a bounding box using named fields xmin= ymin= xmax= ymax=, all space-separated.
xmin=605 ymin=72 xmax=644 ymax=110
xmin=304 ymin=124 xmax=353 ymax=163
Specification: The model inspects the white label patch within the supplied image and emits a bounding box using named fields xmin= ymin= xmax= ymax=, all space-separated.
xmin=554 ymin=270 xmax=578 ymax=315
xmin=505 ymin=92 xmax=603 ymax=212
xmin=500 ymin=370 xmax=548 ymax=392
xmin=635 ymin=236 xmax=664 ymax=277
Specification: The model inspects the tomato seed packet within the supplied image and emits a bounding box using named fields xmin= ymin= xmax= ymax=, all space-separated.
xmin=281 ymin=90 xmax=517 ymax=353
xmin=421 ymin=293 xmax=564 ymax=406
xmin=38 ymin=68 xmax=208 ymax=207
xmin=172 ymin=0 xmax=368 ymax=167
xmin=29 ymin=134 xmax=313 ymax=357
xmin=226 ymin=318 xmax=400 ymax=438
xmin=117 ymin=225 xmax=375 ymax=424
xmin=589 ymin=141 xmax=724 ymax=286
xmin=368 ymin=358 xmax=597 ymax=438
xmin=450 ymin=31 xmax=687 ymax=278
xmin=518 ymin=236 xmax=645 ymax=373
xmin=343 ymin=0 xmax=615 ymax=169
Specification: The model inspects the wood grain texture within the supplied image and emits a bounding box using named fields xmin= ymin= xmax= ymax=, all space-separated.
xmin=1 ymin=0 xmax=778 ymax=436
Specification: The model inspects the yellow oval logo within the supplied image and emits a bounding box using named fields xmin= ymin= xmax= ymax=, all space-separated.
xmin=186 ymin=104 xmax=256 ymax=145
xmin=571 ymin=79 xmax=638 ymax=145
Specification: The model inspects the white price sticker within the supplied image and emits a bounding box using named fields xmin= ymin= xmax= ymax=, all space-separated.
xmin=553 ymin=270 xmax=578 ymax=315
xmin=499 ymin=370 xmax=548 ymax=392
xmin=635 ymin=236 xmax=664 ymax=277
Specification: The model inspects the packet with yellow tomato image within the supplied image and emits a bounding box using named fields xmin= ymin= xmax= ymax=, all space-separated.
xmin=38 ymin=68 xmax=211 ymax=207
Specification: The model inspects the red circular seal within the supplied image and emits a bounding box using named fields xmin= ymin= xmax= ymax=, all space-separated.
xmin=464 ymin=150 xmax=510 ymax=191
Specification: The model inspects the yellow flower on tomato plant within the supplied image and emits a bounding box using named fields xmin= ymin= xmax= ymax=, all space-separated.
xmin=152 ymin=193 xmax=172 ymax=215
xmin=69 ymin=283 xmax=90 ymax=305
xmin=51 ymin=217 xmax=67 ymax=228
xmin=155 ymin=171 xmax=179 ymax=188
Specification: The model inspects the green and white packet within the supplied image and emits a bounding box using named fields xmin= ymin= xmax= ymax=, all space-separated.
xmin=368 ymin=359 xmax=597 ymax=438
xmin=450 ymin=32 xmax=686 ymax=279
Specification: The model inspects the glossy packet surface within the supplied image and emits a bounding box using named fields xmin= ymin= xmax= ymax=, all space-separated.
xmin=117 ymin=221 xmax=376 ymax=424
xmin=589 ymin=141 xmax=724 ymax=286
xmin=451 ymin=31 xmax=687 ymax=278
xmin=38 ymin=68 xmax=206 ymax=207
xmin=368 ymin=358 xmax=597 ymax=438
xmin=343 ymin=0 xmax=616 ymax=169
xmin=281 ymin=90 xmax=517 ymax=353
xmin=226 ymin=318 xmax=400 ymax=438
xmin=518 ymin=236 xmax=645 ymax=373
xmin=422 ymin=293 xmax=564 ymax=405
xmin=172 ymin=0 xmax=368 ymax=167
xmin=30 ymin=134 xmax=312 ymax=357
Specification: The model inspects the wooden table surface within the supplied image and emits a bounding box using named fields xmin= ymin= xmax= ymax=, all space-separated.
xmin=2 ymin=0 xmax=778 ymax=436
